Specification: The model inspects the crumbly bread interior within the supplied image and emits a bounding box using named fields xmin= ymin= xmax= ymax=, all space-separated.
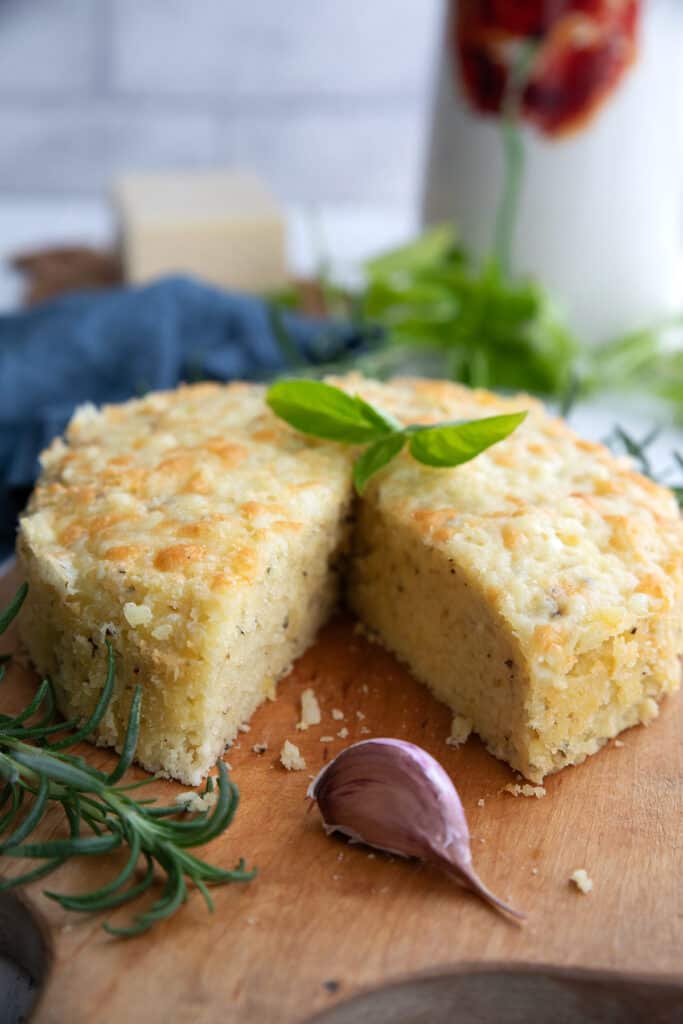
xmin=347 ymin=378 xmax=683 ymax=781
xmin=17 ymin=376 xmax=683 ymax=783
xmin=349 ymin=501 xmax=679 ymax=781
xmin=18 ymin=383 xmax=353 ymax=784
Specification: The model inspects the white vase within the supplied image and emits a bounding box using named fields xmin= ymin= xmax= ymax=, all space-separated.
xmin=422 ymin=0 xmax=683 ymax=343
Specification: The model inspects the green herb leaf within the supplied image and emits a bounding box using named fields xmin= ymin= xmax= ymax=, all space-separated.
xmin=0 ymin=584 xmax=252 ymax=937
xmin=267 ymin=380 xmax=527 ymax=486
xmin=266 ymin=379 xmax=397 ymax=443
xmin=408 ymin=411 xmax=527 ymax=468
xmin=352 ymin=434 xmax=406 ymax=494
xmin=365 ymin=224 xmax=457 ymax=279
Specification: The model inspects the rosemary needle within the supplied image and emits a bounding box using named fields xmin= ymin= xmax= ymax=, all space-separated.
xmin=0 ymin=584 xmax=254 ymax=937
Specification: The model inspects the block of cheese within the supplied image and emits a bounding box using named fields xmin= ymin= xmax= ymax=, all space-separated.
xmin=17 ymin=377 xmax=683 ymax=784
xmin=113 ymin=170 xmax=287 ymax=293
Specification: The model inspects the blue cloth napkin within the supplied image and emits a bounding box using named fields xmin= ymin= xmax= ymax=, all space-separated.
xmin=0 ymin=275 xmax=369 ymax=558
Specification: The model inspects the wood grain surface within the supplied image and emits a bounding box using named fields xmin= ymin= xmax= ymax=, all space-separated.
xmin=0 ymin=567 xmax=681 ymax=1023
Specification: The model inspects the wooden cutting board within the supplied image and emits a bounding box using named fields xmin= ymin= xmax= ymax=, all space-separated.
xmin=0 ymin=566 xmax=681 ymax=1023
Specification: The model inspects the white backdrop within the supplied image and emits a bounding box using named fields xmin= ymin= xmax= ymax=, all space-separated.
xmin=0 ymin=0 xmax=441 ymax=207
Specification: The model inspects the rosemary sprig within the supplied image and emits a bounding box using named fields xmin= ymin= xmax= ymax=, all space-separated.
xmin=605 ymin=424 xmax=683 ymax=508
xmin=0 ymin=585 xmax=254 ymax=937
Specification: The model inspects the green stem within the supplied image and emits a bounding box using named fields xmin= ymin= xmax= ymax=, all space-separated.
xmin=493 ymin=42 xmax=538 ymax=277
xmin=494 ymin=116 xmax=525 ymax=277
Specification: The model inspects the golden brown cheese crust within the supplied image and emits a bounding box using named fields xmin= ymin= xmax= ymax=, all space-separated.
xmin=17 ymin=376 xmax=683 ymax=783
xmin=17 ymin=381 xmax=354 ymax=783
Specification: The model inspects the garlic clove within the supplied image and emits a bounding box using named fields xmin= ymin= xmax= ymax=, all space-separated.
xmin=308 ymin=738 xmax=523 ymax=921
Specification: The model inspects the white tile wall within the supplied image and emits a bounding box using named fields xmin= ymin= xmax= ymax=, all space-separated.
xmin=111 ymin=0 xmax=437 ymax=100
xmin=0 ymin=0 xmax=442 ymax=207
xmin=0 ymin=0 xmax=100 ymax=95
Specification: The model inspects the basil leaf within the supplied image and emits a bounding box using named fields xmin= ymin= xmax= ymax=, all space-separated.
xmin=266 ymin=380 xmax=394 ymax=443
xmin=408 ymin=411 xmax=527 ymax=468
xmin=352 ymin=434 xmax=406 ymax=495
xmin=365 ymin=224 xmax=456 ymax=279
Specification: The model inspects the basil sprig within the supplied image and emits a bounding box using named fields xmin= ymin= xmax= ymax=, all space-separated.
xmin=266 ymin=380 xmax=526 ymax=493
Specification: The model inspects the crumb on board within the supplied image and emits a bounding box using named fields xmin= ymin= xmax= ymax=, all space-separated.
xmin=280 ymin=739 xmax=307 ymax=771
xmin=477 ymin=798 xmax=485 ymax=808
xmin=331 ymin=708 xmax=344 ymax=721
xmin=356 ymin=710 xmax=366 ymax=721
xmin=252 ymin=742 xmax=268 ymax=754
xmin=446 ymin=714 xmax=472 ymax=748
xmin=175 ymin=789 xmax=219 ymax=813
xmin=361 ymin=684 xmax=369 ymax=694
xmin=614 ymin=739 xmax=625 ymax=748
xmin=337 ymin=727 xmax=349 ymax=739
xmin=353 ymin=621 xmax=380 ymax=644
xmin=570 ymin=868 xmax=593 ymax=894
xmin=502 ymin=783 xmax=546 ymax=799
xmin=238 ymin=723 xmax=251 ymax=733
xmin=359 ymin=726 xmax=371 ymax=735
xmin=320 ymin=735 xmax=334 ymax=742
xmin=531 ymin=867 xmax=539 ymax=876
xmin=297 ymin=688 xmax=321 ymax=730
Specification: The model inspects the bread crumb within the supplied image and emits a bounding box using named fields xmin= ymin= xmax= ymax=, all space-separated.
xmin=320 ymin=735 xmax=334 ymax=742
xmin=614 ymin=739 xmax=624 ymax=748
xmin=502 ymin=783 xmax=546 ymax=798
xmin=175 ymin=789 xmax=219 ymax=813
xmin=367 ymin=853 xmax=376 ymax=859
xmin=246 ymin=916 xmax=256 ymax=925
xmin=331 ymin=708 xmax=344 ymax=721
xmin=359 ymin=726 xmax=371 ymax=735
xmin=337 ymin=727 xmax=349 ymax=739
xmin=280 ymin=739 xmax=307 ymax=771
xmin=252 ymin=742 xmax=268 ymax=754
xmin=123 ymin=601 xmax=152 ymax=628
xmin=477 ymin=798 xmax=485 ymax=808
xmin=337 ymin=852 xmax=344 ymax=861
xmin=297 ymin=688 xmax=321 ymax=730
xmin=238 ymin=723 xmax=251 ymax=733
xmin=353 ymin=621 xmax=380 ymax=644
xmin=639 ymin=697 xmax=659 ymax=724
xmin=361 ymin=684 xmax=369 ymax=694
xmin=446 ymin=713 xmax=472 ymax=748
xmin=356 ymin=710 xmax=366 ymax=721
xmin=531 ymin=867 xmax=539 ymax=875
xmin=570 ymin=868 xmax=593 ymax=894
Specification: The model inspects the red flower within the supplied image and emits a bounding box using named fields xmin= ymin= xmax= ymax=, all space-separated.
xmin=453 ymin=0 xmax=641 ymax=136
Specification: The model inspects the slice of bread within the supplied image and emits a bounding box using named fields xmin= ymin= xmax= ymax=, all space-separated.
xmin=347 ymin=379 xmax=683 ymax=781
xmin=17 ymin=377 xmax=683 ymax=783
xmin=17 ymin=382 xmax=353 ymax=784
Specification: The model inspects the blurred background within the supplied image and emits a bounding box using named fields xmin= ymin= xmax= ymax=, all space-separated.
xmin=0 ymin=0 xmax=439 ymax=204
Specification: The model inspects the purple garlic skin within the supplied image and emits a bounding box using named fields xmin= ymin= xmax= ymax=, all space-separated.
xmin=308 ymin=738 xmax=523 ymax=921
